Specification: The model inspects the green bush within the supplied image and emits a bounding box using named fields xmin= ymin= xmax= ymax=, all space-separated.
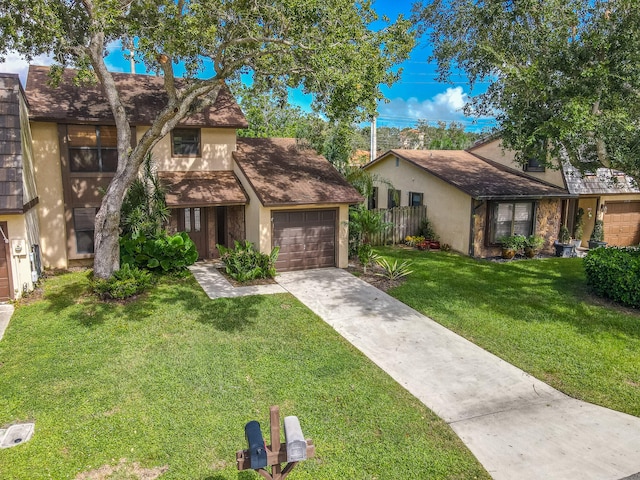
xmin=375 ymin=257 xmax=414 ymax=280
xmin=357 ymin=243 xmax=378 ymax=273
xmin=217 ymin=240 xmax=280 ymax=282
xmin=120 ymin=232 xmax=198 ymax=272
xmin=584 ymin=247 xmax=640 ymax=308
xmin=93 ymin=264 xmax=154 ymax=300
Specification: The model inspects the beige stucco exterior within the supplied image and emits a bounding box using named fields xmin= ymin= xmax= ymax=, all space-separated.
xmin=141 ymin=127 xmax=237 ymax=172
xmin=470 ymin=139 xmax=566 ymax=188
xmin=0 ymin=214 xmax=35 ymax=298
xmin=30 ymin=122 xmax=67 ymax=269
xmin=367 ymin=154 xmax=472 ymax=254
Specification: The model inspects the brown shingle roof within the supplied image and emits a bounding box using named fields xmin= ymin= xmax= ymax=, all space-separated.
xmin=25 ymin=65 xmax=248 ymax=128
xmin=369 ymin=149 xmax=572 ymax=199
xmin=159 ymin=171 xmax=248 ymax=207
xmin=234 ymin=138 xmax=363 ymax=206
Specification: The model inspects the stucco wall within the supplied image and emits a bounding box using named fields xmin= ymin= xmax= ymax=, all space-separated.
xmin=366 ymin=155 xmax=471 ymax=254
xmin=30 ymin=122 xmax=67 ymax=269
xmin=470 ymin=139 xmax=565 ymax=188
xmin=141 ymin=127 xmax=237 ymax=172
xmin=0 ymin=214 xmax=36 ymax=298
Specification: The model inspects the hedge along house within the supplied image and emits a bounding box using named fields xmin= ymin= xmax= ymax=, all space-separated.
xmin=470 ymin=138 xmax=640 ymax=247
xmin=25 ymin=65 xmax=361 ymax=271
xmin=0 ymin=73 xmax=41 ymax=301
xmin=363 ymin=149 xmax=574 ymax=258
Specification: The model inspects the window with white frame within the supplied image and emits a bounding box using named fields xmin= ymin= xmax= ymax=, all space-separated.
xmin=488 ymin=201 xmax=535 ymax=243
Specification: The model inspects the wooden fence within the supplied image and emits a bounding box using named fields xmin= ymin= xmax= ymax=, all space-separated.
xmin=369 ymin=205 xmax=428 ymax=246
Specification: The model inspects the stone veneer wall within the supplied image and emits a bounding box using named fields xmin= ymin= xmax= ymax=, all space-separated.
xmin=472 ymin=199 xmax=562 ymax=258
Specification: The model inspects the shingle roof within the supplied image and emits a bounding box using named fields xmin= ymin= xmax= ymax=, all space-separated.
xmin=159 ymin=171 xmax=248 ymax=207
xmin=0 ymin=73 xmax=25 ymax=213
xmin=367 ymin=149 xmax=572 ymax=200
xmin=25 ymin=65 xmax=248 ymax=128
xmin=562 ymin=163 xmax=639 ymax=195
xmin=234 ymin=138 xmax=364 ymax=206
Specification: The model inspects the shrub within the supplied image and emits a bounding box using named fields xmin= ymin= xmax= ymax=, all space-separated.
xmin=584 ymin=247 xmax=640 ymax=308
xmin=120 ymin=232 xmax=198 ymax=272
xmin=524 ymin=235 xmax=544 ymax=250
xmin=357 ymin=243 xmax=379 ymax=273
xmin=418 ymin=218 xmax=439 ymax=241
xmin=217 ymin=240 xmax=280 ymax=282
xmin=558 ymin=226 xmax=571 ymax=244
xmin=499 ymin=234 xmax=526 ymax=250
xmin=590 ymin=219 xmax=605 ymax=242
xmin=375 ymin=257 xmax=414 ymax=280
xmin=93 ymin=264 xmax=154 ymax=300
xmin=574 ymin=208 xmax=585 ymax=240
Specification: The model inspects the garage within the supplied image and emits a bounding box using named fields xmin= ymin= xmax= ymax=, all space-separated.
xmin=272 ymin=210 xmax=336 ymax=271
xmin=604 ymin=201 xmax=640 ymax=246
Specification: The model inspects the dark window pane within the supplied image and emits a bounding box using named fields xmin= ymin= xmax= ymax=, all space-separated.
xmin=76 ymin=231 xmax=95 ymax=254
xmin=173 ymin=129 xmax=200 ymax=156
xmin=69 ymin=149 xmax=99 ymax=172
xmin=409 ymin=192 xmax=423 ymax=207
xmin=74 ymin=208 xmax=97 ymax=254
xmin=101 ymin=149 xmax=118 ymax=172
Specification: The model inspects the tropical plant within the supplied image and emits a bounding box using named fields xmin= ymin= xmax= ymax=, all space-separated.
xmin=375 ymin=257 xmax=414 ymax=281
xmin=120 ymin=232 xmax=198 ymax=272
xmin=217 ymin=240 xmax=280 ymax=282
xmin=590 ymin=219 xmax=605 ymax=242
xmin=120 ymin=154 xmax=169 ymax=239
xmin=574 ymin=208 xmax=585 ymax=241
xmin=499 ymin=235 xmax=526 ymax=251
xmin=524 ymin=235 xmax=544 ymax=250
xmin=418 ymin=218 xmax=439 ymax=241
xmin=559 ymin=226 xmax=572 ymax=244
xmin=92 ymin=264 xmax=154 ymax=300
xmin=349 ymin=205 xmax=393 ymax=247
xmin=357 ymin=243 xmax=379 ymax=274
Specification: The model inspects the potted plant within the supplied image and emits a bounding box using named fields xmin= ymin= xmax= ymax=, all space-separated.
xmin=524 ymin=235 xmax=544 ymax=258
xmin=554 ymin=225 xmax=574 ymax=257
xmin=499 ymin=234 xmax=525 ymax=259
xmin=588 ymin=219 xmax=607 ymax=249
xmin=572 ymin=208 xmax=585 ymax=248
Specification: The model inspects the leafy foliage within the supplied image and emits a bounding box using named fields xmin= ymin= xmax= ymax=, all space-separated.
xmin=120 ymin=232 xmax=198 ymax=272
xmin=120 ymin=154 xmax=169 ymax=239
xmin=217 ymin=240 xmax=279 ymax=282
xmin=357 ymin=243 xmax=379 ymax=274
xmin=419 ymin=0 xmax=640 ymax=182
xmin=349 ymin=205 xmax=393 ymax=248
xmin=559 ymin=226 xmax=571 ymax=244
xmin=584 ymin=247 xmax=640 ymax=308
xmin=375 ymin=257 xmax=414 ymax=280
xmin=524 ymin=235 xmax=544 ymax=250
xmin=574 ymin=208 xmax=585 ymax=240
xmin=418 ymin=217 xmax=439 ymax=241
xmin=499 ymin=235 xmax=526 ymax=251
xmin=92 ymin=264 xmax=154 ymax=300
xmin=590 ymin=219 xmax=605 ymax=242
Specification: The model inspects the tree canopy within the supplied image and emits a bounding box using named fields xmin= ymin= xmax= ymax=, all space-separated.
xmin=418 ymin=0 xmax=640 ymax=183
xmin=0 ymin=0 xmax=414 ymax=278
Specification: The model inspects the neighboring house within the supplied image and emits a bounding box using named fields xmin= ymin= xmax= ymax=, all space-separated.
xmin=22 ymin=65 xmax=361 ymax=275
xmin=470 ymin=138 xmax=640 ymax=247
xmin=363 ymin=149 xmax=574 ymax=258
xmin=0 ymin=73 xmax=41 ymax=301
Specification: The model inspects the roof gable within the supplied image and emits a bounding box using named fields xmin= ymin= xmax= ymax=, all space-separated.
xmin=234 ymin=138 xmax=363 ymax=206
xmin=367 ymin=149 xmax=572 ymax=200
xmin=25 ymin=65 xmax=248 ymax=128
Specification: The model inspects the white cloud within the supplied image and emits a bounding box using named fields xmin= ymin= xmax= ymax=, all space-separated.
xmin=0 ymin=52 xmax=55 ymax=85
xmin=378 ymin=86 xmax=472 ymax=126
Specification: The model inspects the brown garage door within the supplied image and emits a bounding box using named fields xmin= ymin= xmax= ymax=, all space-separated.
xmin=272 ymin=210 xmax=336 ymax=271
xmin=604 ymin=201 xmax=640 ymax=246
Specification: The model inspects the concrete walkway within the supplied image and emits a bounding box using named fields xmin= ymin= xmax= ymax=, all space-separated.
xmin=0 ymin=303 xmax=14 ymax=341
xmin=273 ymin=268 xmax=640 ymax=480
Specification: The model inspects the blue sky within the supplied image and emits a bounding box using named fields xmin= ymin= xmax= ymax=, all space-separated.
xmin=0 ymin=0 xmax=495 ymax=132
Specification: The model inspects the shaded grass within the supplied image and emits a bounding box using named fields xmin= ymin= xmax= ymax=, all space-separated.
xmin=376 ymin=247 xmax=640 ymax=417
xmin=0 ymin=271 xmax=489 ymax=479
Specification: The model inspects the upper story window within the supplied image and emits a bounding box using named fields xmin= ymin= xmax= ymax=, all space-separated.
xmin=67 ymin=125 xmax=118 ymax=172
xmin=523 ymin=157 xmax=545 ymax=172
xmin=172 ymin=128 xmax=201 ymax=156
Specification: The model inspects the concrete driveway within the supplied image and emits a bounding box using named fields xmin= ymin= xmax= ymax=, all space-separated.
xmin=275 ymin=268 xmax=640 ymax=480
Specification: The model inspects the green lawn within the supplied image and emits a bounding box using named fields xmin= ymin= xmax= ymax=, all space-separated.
xmin=376 ymin=247 xmax=640 ymax=417
xmin=0 ymin=271 xmax=489 ymax=480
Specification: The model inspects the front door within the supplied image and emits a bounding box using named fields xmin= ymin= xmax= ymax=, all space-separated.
xmin=179 ymin=207 xmax=207 ymax=259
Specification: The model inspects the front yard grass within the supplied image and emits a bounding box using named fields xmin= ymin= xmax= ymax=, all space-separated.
xmin=0 ymin=271 xmax=489 ymax=480
xmin=376 ymin=247 xmax=640 ymax=417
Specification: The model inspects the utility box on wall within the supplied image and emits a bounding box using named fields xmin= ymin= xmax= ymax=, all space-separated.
xmin=11 ymin=239 xmax=26 ymax=257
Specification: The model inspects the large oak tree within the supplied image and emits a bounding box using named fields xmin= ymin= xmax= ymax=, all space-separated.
xmin=0 ymin=0 xmax=414 ymax=278
xmin=417 ymin=0 xmax=640 ymax=183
